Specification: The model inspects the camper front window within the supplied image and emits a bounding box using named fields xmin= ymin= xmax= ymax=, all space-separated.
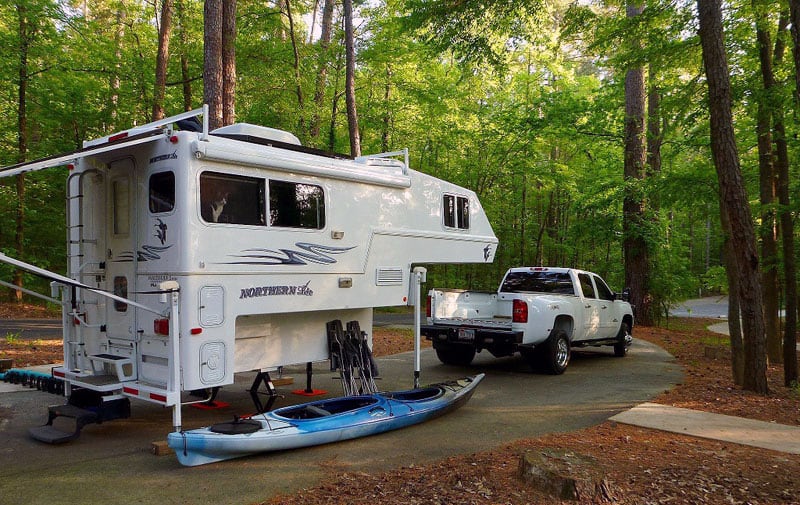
xmin=443 ymin=194 xmax=470 ymax=230
xmin=200 ymin=172 xmax=266 ymax=226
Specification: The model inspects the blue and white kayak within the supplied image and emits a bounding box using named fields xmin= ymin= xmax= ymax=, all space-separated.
xmin=168 ymin=374 xmax=484 ymax=466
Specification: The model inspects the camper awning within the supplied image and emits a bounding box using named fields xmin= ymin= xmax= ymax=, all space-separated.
xmin=0 ymin=106 xmax=207 ymax=179
xmin=0 ymin=128 xmax=165 ymax=179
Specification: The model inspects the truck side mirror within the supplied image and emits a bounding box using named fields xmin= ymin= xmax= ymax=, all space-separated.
xmin=617 ymin=288 xmax=631 ymax=302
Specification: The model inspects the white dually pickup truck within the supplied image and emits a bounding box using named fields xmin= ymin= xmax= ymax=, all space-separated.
xmin=422 ymin=267 xmax=634 ymax=374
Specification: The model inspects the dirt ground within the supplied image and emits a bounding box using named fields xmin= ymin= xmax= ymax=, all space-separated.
xmin=1 ymin=307 xmax=799 ymax=504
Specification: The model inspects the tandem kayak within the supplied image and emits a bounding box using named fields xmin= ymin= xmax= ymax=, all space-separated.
xmin=168 ymin=374 xmax=484 ymax=466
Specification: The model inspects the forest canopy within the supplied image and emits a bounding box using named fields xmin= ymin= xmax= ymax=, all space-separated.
xmin=0 ymin=0 xmax=794 ymax=326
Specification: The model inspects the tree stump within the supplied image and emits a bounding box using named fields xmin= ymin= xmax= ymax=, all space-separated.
xmin=518 ymin=449 xmax=614 ymax=502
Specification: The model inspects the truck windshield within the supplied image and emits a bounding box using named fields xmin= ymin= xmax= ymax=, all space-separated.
xmin=500 ymin=271 xmax=575 ymax=295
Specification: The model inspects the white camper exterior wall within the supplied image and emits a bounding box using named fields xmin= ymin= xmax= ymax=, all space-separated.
xmin=59 ymin=123 xmax=496 ymax=394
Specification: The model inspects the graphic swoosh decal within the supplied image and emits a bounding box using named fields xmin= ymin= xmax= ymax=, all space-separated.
xmin=225 ymin=243 xmax=356 ymax=266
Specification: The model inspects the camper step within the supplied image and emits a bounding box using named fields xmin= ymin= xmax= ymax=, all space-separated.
xmin=29 ymin=404 xmax=99 ymax=444
xmin=88 ymin=354 xmax=135 ymax=381
xmin=69 ymin=374 xmax=126 ymax=392
xmin=28 ymin=397 xmax=131 ymax=444
xmin=29 ymin=424 xmax=83 ymax=444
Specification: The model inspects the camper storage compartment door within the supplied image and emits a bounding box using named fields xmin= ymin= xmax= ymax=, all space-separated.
xmin=199 ymin=286 xmax=225 ymax=326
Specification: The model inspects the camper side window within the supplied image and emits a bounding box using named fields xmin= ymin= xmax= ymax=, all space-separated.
xmin=149 ymin=172 xmax=175 ymax=213
xmin=443 ymin=194 xmax=470 ymax=230
xmin=269 ymin=180 xmax=325 ymax=229
xmin=200 ymin=172 xmax=266 ymax=226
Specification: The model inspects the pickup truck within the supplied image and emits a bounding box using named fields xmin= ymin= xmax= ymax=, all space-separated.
xmin=421 ymin=267 xmax=634 ymax=374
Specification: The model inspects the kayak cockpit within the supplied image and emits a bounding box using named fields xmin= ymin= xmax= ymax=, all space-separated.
xmin=382 ymin=386 xmax=443 ymax=402
xmin=275 ymin=396 xmax=380 ymax=419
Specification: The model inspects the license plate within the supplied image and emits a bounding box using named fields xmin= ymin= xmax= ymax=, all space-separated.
xmin=458 ymin=328 xmax=475 ymax=342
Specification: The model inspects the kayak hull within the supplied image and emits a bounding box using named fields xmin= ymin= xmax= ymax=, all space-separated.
xmin=167 ymin=374 xmax=484 ymax=466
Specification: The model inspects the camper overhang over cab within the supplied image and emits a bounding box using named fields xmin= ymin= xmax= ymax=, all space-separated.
xmin=0 ymin=106 xmax=497 ymax=435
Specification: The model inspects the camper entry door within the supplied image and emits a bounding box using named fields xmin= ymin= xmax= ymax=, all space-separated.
xmin=105 ymin=158 xmax=138 ymax=341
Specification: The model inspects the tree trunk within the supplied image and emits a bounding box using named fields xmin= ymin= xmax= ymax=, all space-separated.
xmin=770 ymin=13 xmax=791 ymax=368
xmin=721 ymin=203 xmax=745 ymax=385
xmin=152 ymin=0 xmax=174 ymax=120
xmin=328 ymin=51 xmax=344 ymax=152
xmin=646 ymin=68 xmax=662 ymax=179
xmin=381 ymin=64 xmax=392 ymax=151
xmin=108 ymin=7 xmax=125 ymax=128
xmin=222 ymin=0 xmax=236 ymax=126
xmin=204 ymin=0 xmax=224 ymax=130
xmin=176 ymin=0 xmax=193 ymax=111
xmin=784 ymin=0 xmax=800 ymax=385
xmin=777 ymin=127 xmax=798 ymax=386
xmin=623 ymin=0 xmax=653 ymax=326
xmin=14 ymin=0 xmax=30 ymax=303
xmin=311 ymin=0 xmax=335 ymax=139
xmin=285 ymin=0 xmax=304 ymax=128
xmin=646 ymin=66 xmax=662 ymax=320
xmin=697 ymin=0 xmax=768 ymax=394
xmin=752 ymin=5 xmax=781 ymax=364
xmin=343 ymin=0 xmax=361 ymax=157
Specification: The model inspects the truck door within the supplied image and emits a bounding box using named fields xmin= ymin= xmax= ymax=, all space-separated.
xmin=578 ymin=273 xmax=602 ymax=340
xmin=592 ymin=275 xmax=619 ymax=339
xmin=105 ymin=158 xmax=138 ymax=342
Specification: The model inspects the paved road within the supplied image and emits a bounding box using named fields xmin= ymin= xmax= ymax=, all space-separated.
xmin=670 ymin=296 xmax=730 ymax=319
xmin=0 ymin=319 xmax=61 ymax=340
xmin=0 ymin=340 xmax=681 ymax=505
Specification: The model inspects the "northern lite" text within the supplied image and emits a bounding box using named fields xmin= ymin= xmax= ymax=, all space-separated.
xmin=239 ymin=282 xmax=313 ymax=299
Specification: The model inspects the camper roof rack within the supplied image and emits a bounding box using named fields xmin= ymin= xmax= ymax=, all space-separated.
xmin=84 ymin=106 xmax=209 ymax=148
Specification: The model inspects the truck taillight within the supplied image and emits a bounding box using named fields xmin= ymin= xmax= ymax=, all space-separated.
xmin=154 ymin=318 xmax=170 ymax=335
xmin=426 ymin=295 xmax=432 ymax=318
xmin=513 ymin=299 xmax=528 ymax=323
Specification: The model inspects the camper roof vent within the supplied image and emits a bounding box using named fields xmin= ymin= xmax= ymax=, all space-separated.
xmin=211 ymin=124 xmax=301 ymax=146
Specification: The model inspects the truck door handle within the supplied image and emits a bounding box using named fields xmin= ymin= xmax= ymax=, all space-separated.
xmin=585 ymin=305 xmax=591 ymax=309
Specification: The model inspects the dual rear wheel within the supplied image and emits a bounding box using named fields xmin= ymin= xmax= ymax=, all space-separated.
xmin=526 ymin=329 xmax=570 ymax=375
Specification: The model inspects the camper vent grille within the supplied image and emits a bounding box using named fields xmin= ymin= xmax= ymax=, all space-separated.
xmin=376 ymin=267 xmax=404 ymax=286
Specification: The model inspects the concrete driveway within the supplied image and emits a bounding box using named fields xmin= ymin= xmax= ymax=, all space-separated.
xmin=0 ymin=341 xmax=681 ymax=505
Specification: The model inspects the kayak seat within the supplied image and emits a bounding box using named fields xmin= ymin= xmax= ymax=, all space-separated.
xmin=304 ymin=405 xmax=332 ymax=418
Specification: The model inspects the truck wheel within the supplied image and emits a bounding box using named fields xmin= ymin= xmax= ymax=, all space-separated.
xmin=541 ymin=330 xmax=570 ymax=375
xmin=435 ymin=346 xmax=476 ymax=366
xmin=613 ymin=322 xmax=632 ymax=357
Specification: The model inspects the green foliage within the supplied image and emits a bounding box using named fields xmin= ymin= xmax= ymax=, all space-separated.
xmin=0 ymin=0 xmax=793 ymax=308
xmin=701 ymin=266 xmax=729 ymax=296
xmin=4 ymin=331 xmax=21 ymax=344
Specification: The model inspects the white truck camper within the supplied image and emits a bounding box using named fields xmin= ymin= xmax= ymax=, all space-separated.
xmin=0 ymin=106 xmax=497 ymax=442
